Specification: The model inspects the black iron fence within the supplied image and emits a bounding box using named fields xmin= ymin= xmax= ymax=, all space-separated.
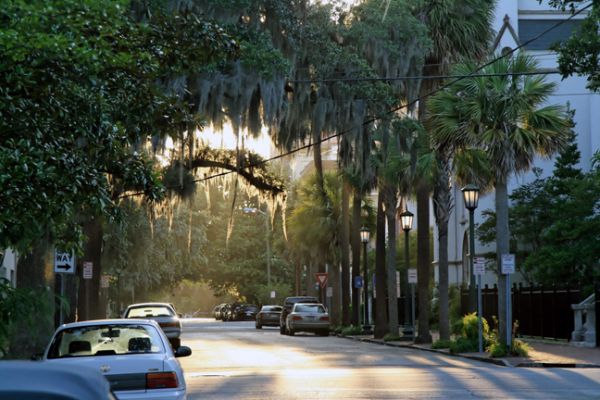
xmin=460 ymin=284 xmax=582 ymax=340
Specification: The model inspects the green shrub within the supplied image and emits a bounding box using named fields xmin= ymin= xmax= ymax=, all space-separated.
xmin=341 ymin=325 xmax=363 ymax=336
xmin=487 ymin=341 xmax=507 ymax=357
xmin=511 ymin=339 xmax=530 ymax=357
xmin=432 ymin=339 xmax=452 ymax=349
xmin=383 ymin=333 xmax=402 ymax=342
xmin=0 ymin=279 xmax=55 ymax=359
xmin=449 ymin=337 xmax=478 ymax=353
xmin=461 ymin=312 xmax=489 ymax=341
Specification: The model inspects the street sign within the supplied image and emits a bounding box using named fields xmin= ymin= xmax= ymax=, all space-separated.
xmin=54 ymin=250 xmax=75 ymax=274
xmin=100 ymin=274 xmax=110 ymax=288
xmin=501 ymin=254 xmax=516 ymax=274
xmin=353 ymin=276 xmax=363 ymax=289
xmin=315 ymin=273 xmax=328 ymax=288
xmin=270 ymin=290 xmax=276 ymax=298
xmin=408 ymin=268 xmax=418 ymax=284
xmin=326 ymin=287 xmax=333 ymax=298
xmin=474 ymin=257 xmax=486 ymax=276
xmin=83 ymin=262 xmax=93 ymax=280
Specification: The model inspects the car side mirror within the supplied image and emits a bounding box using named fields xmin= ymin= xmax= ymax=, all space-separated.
xmin=175 ymin=346 xmax=192 ymax=358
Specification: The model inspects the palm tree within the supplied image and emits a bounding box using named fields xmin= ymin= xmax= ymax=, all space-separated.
xmin=429 ymin=53 xmax=572 ymax=346
xmin=413 ymin=0 xmax=496 ymax=343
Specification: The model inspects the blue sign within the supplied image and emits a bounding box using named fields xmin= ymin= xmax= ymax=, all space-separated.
xmin=353 ymin=276 xmax=363 ymax=288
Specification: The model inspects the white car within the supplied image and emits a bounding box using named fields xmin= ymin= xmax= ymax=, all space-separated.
xmin=285 ymin=303 xmax=330 ymax=336
xmin=43 ymin=319 xmax=191 ymax=400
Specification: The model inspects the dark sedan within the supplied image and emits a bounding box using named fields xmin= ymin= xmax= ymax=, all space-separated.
xmin=255 ymin=305 xmax=282 ymax=329
xmin=232 ymin=304 xmax=259 ymax=321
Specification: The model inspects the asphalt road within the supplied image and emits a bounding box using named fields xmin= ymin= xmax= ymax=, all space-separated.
xmin=180 ymin=318 xmax=600 ymax=399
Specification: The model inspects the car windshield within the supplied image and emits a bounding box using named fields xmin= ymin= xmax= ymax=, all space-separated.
xmin=47 ymin=324 xmax=164 ymax=359
xmin=243 ymin=305 xmax=258 ymax=311
xmin=126 ymin=306 xmax=174 ymax=318
xmin=294 ymin=304 xmax=325 ymax=313
xmin=262 ymin=306 xmax=282 ymax=312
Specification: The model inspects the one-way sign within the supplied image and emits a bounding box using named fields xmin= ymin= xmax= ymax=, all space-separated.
xmin=54 ymin=250 xmax=76 ymax=274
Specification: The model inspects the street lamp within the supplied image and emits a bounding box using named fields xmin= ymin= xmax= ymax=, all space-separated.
xmin=461 ymin=184 xmax=481 ymax=352
xmin=399 ymin=210 xmax=414 ymax=338
xmin=243 ymin=206 xmax=272 ymax=288
xmin=360 ymin=226 xmax=370 ymax=331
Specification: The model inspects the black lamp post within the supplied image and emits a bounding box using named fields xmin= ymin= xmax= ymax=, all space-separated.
xmin=461 ymin=184 xmax=480 ymax=351
xmin=400 ymin=210 xmax=414 ymax=337
xmin=360 ymin=226 xmax=370 ymax=331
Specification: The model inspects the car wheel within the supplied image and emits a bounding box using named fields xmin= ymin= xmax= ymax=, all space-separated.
xmin=255 ymin=323 xmax=262 ymax=329
xmin=288 ymin=327 xmax=295 ymax=336
xmin=319 ymin=330 xmax=329 ymax=337
xmin=280 ymin=325 xmax=286 ymax=335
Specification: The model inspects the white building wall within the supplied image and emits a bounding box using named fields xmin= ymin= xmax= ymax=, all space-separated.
xmin=439 ymin=0 xmax=599 ymax=287
xmin=1 ymin=248 xmax=18 ymax=287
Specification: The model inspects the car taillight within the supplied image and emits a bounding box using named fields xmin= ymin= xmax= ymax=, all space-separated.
xmin=292 ymin=316 xmax=303 ymax=321
xmin=146 ymin=372 xmax=178 ymax=389
xmin=320 ymin=316 xmax=329 ymax=321
xmin=161 ymin=322 xmax=180 ymax=328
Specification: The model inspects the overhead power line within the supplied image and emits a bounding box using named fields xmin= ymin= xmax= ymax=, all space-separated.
xmin=190 ymin=3 xmax=593 ymax=186
xmin=291 ymin=70 xmax=561 ymax=84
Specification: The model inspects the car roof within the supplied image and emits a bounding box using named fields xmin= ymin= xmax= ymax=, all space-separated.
xmin=57 ymin=318 xmax=161 ymax=329
xmin=125 ymin=302 xmax=175 ymax=309
xmin=0 ymin=361 xmax=112 ymax=399
xmin=285 ymin=296 xmax=318 ymax=303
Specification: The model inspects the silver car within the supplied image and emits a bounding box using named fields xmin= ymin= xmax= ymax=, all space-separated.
xmin=43 ymin=319 xmax=191 ymax=399
xmin=123 ymin=303 xmax=181 ymax=349
xmin=285 ymin=303 xmax=330 ymax=336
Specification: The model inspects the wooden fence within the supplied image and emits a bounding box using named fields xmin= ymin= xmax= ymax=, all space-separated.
xmin=460 ymin=284 xmax=582 ymax=340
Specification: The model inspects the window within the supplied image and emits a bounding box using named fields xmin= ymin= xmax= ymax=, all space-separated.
xmin=519 ymin=19 xmax=582 ymax=50
xmin=47 ymin=324 xmax=164 ymax=358
xmin=125 ymin=306 xmax=174 ymax=318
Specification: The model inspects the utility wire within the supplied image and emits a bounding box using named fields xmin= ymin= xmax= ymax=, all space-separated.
xmin=291 ymin=70 xmax=561 ymax=83
xmin=188 ymin=3 xmax=592 ymax=185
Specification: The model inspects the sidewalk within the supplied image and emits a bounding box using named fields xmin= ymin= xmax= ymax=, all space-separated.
xmin=344 ymin=334 xmax=600 ymax=368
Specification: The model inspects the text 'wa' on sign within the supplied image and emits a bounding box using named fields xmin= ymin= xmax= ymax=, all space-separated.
xmin=54 ymin=250 xmax=76 ymax=274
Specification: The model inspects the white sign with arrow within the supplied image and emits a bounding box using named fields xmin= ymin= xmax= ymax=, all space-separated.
xmin=54 ymin=250 xmax=76 ymax=274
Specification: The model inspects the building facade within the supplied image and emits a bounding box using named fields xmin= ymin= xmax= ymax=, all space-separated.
xmin=435 ymin=0 xmax=599 ymax=286
xmin=1 ymin=248 xmax=18 ymax=286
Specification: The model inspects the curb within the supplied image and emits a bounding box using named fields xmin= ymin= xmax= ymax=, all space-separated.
xmin=514 ymin=362 xmax=600 ymax=368
xmin=340 ymin=335 xmax=600 ymax=368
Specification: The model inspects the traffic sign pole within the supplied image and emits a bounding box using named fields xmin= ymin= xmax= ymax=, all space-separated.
xmin=59 ymin=274 xmax=65 ymax=325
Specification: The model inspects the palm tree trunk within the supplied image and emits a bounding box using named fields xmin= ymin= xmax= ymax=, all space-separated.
xmin=341 ymin=178 xmax=351 ymax=326
xmin=374 ymin=190 xmax=388 ymax=338
xmin=351 ymin=190 xmax=362 ymax=326
xmin=312 ymin=131 xmax=326 ymax=201
xmin=416 ymin=183 xmax=432 ymax=343
xmin=496 ymin=180 xmax=510 ymax=346
xmin=433 ymin=158 xmax=452 ymax=341
xmin=385 ymin=192 xmax=399 ymax=336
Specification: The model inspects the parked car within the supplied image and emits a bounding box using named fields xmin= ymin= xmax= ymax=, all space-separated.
xmin=122 ymin=302 xmax=181 ymax=349
xmin=212 ymin=303 xmax=227 ymax=320
xmin=285 ymin=303 xmax=330 ymax=336
xmin=220 ymin=304 xmax=234 ymax=321
xmin=42 ymin=319 xmax=191 ymax=399
xmin=0 ymin=361 xmax=116 ymax=400
xmin=255 ymin=305 xmax=282 ymax=329
xmin=231 ymin=304 xmax=258 ymax=321
xmin=280 ymin=296 xmax=319 ymax=335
